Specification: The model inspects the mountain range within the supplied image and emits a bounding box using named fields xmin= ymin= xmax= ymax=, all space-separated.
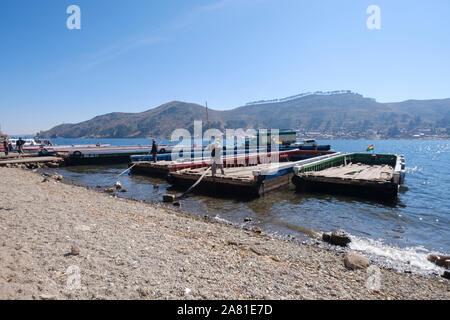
xmin=39 ymin=92 xmax=450 ymax=139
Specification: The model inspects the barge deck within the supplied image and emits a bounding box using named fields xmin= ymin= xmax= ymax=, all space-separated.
xmin=292 ymin=153 xmax=406 ymax=199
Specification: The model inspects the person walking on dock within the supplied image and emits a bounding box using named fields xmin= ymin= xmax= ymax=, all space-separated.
xmin=208 ymin=138 xmax=225 ymax=177
xmin=2 ymin=139 xmax=8 ymax=156
xmin=16 ymin=137 xmax=25 ymax=155
xmin=151 ymin=139 xmax=158 ymax=163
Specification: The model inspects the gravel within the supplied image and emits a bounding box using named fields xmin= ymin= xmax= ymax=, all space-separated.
xmin=0 ymin=167 xmax=448 ymax=300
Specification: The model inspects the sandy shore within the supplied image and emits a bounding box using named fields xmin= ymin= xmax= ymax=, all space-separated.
xmin=0 ymin=167 xmax=448 ymax=300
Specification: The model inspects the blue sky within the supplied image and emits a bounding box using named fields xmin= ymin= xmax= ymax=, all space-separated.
xmin=0 ymin=0 xmax=449 ymax=134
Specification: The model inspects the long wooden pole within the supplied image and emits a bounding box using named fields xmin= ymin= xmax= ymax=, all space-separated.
xmin=176 ymin=166 xmax=211 ymax=200
xmin=118 ymin=163 xmax=136 ymax=177
xmin=206 ymin=101 xmax=210 ymax=130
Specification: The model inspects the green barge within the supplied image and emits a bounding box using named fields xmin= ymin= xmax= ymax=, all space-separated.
xmin=292 ymin=153 xmax=406 ymax=199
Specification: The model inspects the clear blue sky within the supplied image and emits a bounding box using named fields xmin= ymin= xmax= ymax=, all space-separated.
xmin=1 ymin=0 xmax=449 ymax=134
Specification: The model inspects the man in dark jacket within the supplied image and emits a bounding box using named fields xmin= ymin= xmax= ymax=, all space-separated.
xmin=151 ymin=139 xmax=158 ymax=163
xmin=16 ymin=137 xmax=25 ymax=155
xmin=2 ymin=139 xmax=8 ymax=156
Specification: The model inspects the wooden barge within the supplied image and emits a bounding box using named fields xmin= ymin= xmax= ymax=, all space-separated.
xmin=168 ymin=153 xmax=340 ymax=197
xmin=52 ymin=146 xmax=156 ymax=165
xmin=51 ymin=145 xmax=299 ymax=166
xmin=129 ymin=146 xmax=299 ymax=162
xmin=292 ymin=153 xmax=406 ymax=199
xmin=130 ymin=150 xmax=336 ymax=178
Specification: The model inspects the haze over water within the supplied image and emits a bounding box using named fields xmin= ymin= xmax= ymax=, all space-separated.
xmin=48 ymin=138 xmax=450 ymax=275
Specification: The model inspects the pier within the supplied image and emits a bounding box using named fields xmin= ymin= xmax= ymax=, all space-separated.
xmin=0 ymin=156 xmax=63 ymax=167
xmin=0 ymin=152 xmax=40 ymax=159
xmin=41 ymin=145 xmax=156 ymax=165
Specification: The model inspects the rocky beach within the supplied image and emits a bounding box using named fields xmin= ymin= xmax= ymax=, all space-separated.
xmin=0 ymin=166 xmax=448 ymax=300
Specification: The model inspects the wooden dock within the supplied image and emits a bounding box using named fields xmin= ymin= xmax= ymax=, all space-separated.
xmin=0 ymin=152 xmax=40 ymax=159
xmin=0 ymin=156 xmax=63 ymax=167
xmin=292 ymin=153 xmax=406 ymax=198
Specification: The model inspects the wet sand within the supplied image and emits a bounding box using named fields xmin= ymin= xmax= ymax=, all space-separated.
xmin=0 ymin=167 xmax=448 ymax=300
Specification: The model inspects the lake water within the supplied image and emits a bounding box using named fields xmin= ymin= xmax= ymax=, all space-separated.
xmin=47 ymin=138 xmax=450 ymax=276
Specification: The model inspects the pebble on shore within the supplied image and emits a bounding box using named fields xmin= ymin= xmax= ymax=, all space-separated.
xmin=70 ymin=245 xmax=81 ymax=256
xmin=322 ymin=230 xmax=352 ymax=247
xmin=344 ymin=252 xmax=370 ymax=270
xmin=428 ymin=254 xmax=450 ymax=269
xmin=163 ymin=194 xmax=176 ymax=203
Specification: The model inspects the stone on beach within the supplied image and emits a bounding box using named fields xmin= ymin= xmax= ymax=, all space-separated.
xmin=163 ymin=194 xmax=175 ymax=202
xmin=70 ymin=245 xmax=81 ymax=256
xmin=46 ymin=162 xmax=59 ymax=168
xmin=323 ymin=230 xmax=351 ymax=247
xmin=75 ymin=225 xmax=91 ymax=232
xmin=51 ymin=174 xmax=63 ymax=181
xmin=104 ymin=187 xmax=115 ymax=193
xmin=427 ymin=254 xmax=450 ymax=269
xmin=252 ymin=227 xmax=262 ymax=234
xmin=344 ymin=252 xmax=370 ymax=270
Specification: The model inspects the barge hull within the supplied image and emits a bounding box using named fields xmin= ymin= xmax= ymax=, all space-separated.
xmin=292 ymin=175 xmax=398 ymax=199
xmin=292 ymin=153 xmax=405 ymax=200
xmin=169 ymin=173 xmax=261 ymax=198
xmin=130 ymin=161 xmax=172 ymax=177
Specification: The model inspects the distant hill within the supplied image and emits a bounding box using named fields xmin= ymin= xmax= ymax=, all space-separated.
xmin=40 ymin=101 xmax=224 ymax=139
xmin=39 ymin=92 xmax=450 ymax=139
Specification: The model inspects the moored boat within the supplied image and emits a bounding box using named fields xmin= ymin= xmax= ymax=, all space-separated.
xmin=292 ymin=153 xmax=406 ymax=199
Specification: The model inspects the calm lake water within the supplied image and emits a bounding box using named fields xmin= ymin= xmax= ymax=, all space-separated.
xmin=48 ymin=138 xmax=450 ymax=276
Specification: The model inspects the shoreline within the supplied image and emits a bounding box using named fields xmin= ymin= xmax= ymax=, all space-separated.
xmin=49 ymin=166 xmax=448 ymax=278
xmin=0 ymin=167 xmax=448 ymax=300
